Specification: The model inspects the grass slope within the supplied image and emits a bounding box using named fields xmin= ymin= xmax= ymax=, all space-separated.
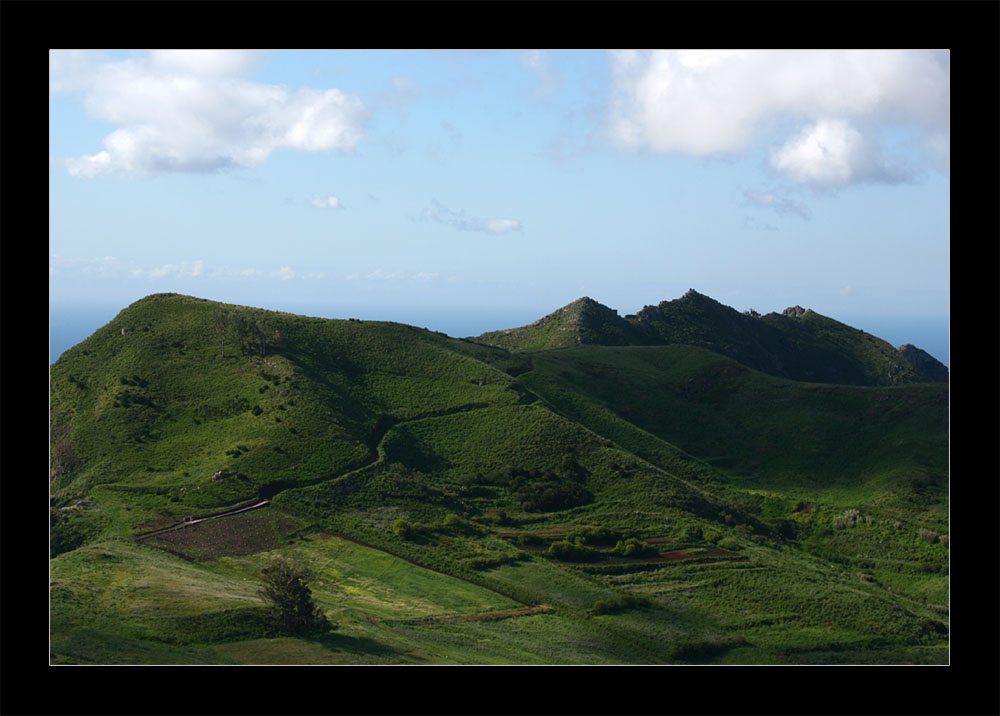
xmin=474 ymin=289 xmax=948 ymax=387
xmin=49 ymin=293 xmax=949 ymax=665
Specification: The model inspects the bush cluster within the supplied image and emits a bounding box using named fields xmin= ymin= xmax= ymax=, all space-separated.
xmin=548 ymin=539 xmax=599 ymax=562
xmin=568 ymin=524 xmax=626 ymax=545
xmin=918 ymin=527 xmax=939 ymax=544
xmin=612 ymin=537 xmax=657 ymax=558
xmin=833 ymin=508 xmax=872 ymax=529
xmin=478 ymin=464 xmax=593 ymax=513
xmin=392 ymin=519 xmax=425 ymax=542
xmin=590 ymin=593 xmax=652 ymax=615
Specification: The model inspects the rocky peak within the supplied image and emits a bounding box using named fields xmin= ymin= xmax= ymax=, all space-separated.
xmin=897 ymin=344 xmax=949 ymax=383
xmin=680 ymin=288 xmax=707 ymax=301
xmin=783 ymin=306 xmax=812 ymax=319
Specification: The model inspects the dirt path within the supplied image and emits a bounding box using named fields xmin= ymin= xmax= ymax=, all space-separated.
xmin=134 ymin=499 xmax=271 ymax=540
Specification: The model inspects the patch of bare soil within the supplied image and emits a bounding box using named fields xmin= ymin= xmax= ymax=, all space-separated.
xmin=142 ymin=508 xmax=298 ymax=560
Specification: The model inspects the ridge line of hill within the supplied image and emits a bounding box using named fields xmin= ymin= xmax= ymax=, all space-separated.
xmin=472 ymin=289 xmax=948 ymax=387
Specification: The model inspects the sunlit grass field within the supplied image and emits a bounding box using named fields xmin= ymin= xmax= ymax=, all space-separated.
xmin=50 ymin=294 xmax=948 ymax=665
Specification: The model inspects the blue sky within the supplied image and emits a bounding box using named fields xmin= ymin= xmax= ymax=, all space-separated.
xmin=50 ymin=50 xmax=949 ymax=351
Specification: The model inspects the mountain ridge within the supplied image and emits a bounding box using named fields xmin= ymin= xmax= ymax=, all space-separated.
xmin=474 ymin=289 xmax=948 ymax=386
xmin=49 ymin=292 xmax=949 ymax=665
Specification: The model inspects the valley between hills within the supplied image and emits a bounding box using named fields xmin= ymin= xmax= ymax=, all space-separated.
xmin=49 ymin=290 xmax=949 ymax=665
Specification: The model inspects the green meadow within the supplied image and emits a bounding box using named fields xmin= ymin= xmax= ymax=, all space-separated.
xmin=50 ymin=293 xmax=948 ymax=664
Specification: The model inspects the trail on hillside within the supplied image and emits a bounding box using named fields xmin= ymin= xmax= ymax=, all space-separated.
xmin=134 ymin=499 xmax=271 ymax=540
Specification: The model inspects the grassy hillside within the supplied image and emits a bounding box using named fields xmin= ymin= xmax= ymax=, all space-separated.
xmin=520 ymin=345 xmax=948 ymax=520
xmin=474 ymin=289 xmax=948 ymax=387
xmin=475 ymin=296 xmax=648 ymax=352
xmin=49 ymin=293 xmax=949 ymax=665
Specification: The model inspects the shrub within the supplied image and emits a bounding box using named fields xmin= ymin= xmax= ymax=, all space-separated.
xmin=702 ymin=528 xmax=722 ymax=545
xmin=442 ymin=513 xmax=480 ymax=535
xmin=571 ymin=525 xmax=624 ymax=545
xmin=591 ymin=594 xmax=652 ymax=615
xmin=679 ymin=525 xmax=702 ymax=542
xmin=393 ymin=519 xmax=418 ymax=541
xmin=919 ymin=527 xmax=939 ymax=544
xmin=548 ymin=540 xmax=600 ymax=562
xmin=612 ymin=537 xmax=657 ymax=558
xmin=833 ymin=508 xmax=863 ymax=529
xmin=716 ymin=537 xmax=742 ymax=551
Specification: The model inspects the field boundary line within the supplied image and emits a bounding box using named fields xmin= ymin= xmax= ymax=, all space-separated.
xmin=134 ymin=499 xmax=271 ymax=540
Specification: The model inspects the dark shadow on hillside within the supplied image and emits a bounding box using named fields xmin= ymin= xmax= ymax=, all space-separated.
xmin=304 ymin=630 xmax=408 ymax=661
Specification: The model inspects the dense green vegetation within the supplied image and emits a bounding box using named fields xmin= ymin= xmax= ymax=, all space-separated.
xmin=49 ymin=292 xmax=948 ymax=665
xmin=475 ymin=289 xmax=948 ymax=386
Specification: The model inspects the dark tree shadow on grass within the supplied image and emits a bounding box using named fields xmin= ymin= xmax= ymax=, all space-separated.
xmin=304 ymin=630 xmax=410 ymax=662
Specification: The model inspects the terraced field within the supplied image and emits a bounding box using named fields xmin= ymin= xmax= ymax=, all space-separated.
xmin=50 ymin=293 xmax=949 ymax=666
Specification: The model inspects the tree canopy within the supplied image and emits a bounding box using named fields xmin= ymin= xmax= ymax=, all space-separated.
xmin=257 ymin=557 xmax=331 ymax=635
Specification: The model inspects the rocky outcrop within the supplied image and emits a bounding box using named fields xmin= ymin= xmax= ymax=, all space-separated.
xmin=474 ymin=290 xmax=947 ymax=387
xmin=782 ymin=306 xmax=812 ymax=319
xmin=897 ymin=344 xmax=949 ymax=383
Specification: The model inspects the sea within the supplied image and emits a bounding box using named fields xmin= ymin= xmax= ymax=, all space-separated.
xmin=49 ymin=304 xmax=949 ymax=369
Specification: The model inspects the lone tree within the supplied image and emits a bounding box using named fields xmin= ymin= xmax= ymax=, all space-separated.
xmin=257 ymin=557 xmax=331 ymax=635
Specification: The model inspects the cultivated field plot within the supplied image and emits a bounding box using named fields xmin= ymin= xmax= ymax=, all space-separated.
xmin=140 ymin=507 xmax=305 ymax=561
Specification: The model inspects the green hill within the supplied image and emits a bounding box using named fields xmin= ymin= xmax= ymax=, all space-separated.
xmin=474 ymin=289 xmax=948 ymax=387
xmin=49 ymin=293 xmax=949 ymax=665
xmin=474 ymin=296 xmax=649 ymax=352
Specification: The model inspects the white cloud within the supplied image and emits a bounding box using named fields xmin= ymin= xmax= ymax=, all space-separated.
xmin=485 ymin=218 xmax=522 ymax=234
xmin=840 ymin=285 xmax=854 ymax=295
xmin=58 ymin=51 xmax=366 ymax=177
xmin=311 ymin=196 xmax=341 ymax=209
xmin=769 ymin=119 xmax=910 ymax=185
xmin=132 ymin=260 xmax=206 ymax=279
xmin=366 ymin=269 xmax=404 ymax=280
xmin=50 ymin=257 xmax=327 ymax=283
xmin=608 ymin=50 xmax=949 ymax=184
xmin=346 ymin=269 xmax=439 ymax=282
xmin=50 ymin=255 xmax=122 ymax=277
xmin=49 ymin=50 xmax=109 ymax=93
xmin=148 ymin=50 xmax=261 ymax=77
xmin=742 ymin=189 xmax=810 ymax=220
xmin=422 ymin=199 xmax=522 ymax=234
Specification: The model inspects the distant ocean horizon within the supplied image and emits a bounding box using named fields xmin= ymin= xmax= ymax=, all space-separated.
xmin=49 ymin=303 xmax=950 ymax=369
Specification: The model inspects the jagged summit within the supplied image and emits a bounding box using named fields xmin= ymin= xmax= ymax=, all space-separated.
xmin=782 ymin=305 xmax=813 ymax=319
xmin=680 ymin=288 xmax=708 ymax=300
xmin=473 ymin=290 xmax=947 ymax=387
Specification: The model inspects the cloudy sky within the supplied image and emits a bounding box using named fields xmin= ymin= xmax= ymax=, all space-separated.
xmin=50 ymin=49 xmax=949 ymax=351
